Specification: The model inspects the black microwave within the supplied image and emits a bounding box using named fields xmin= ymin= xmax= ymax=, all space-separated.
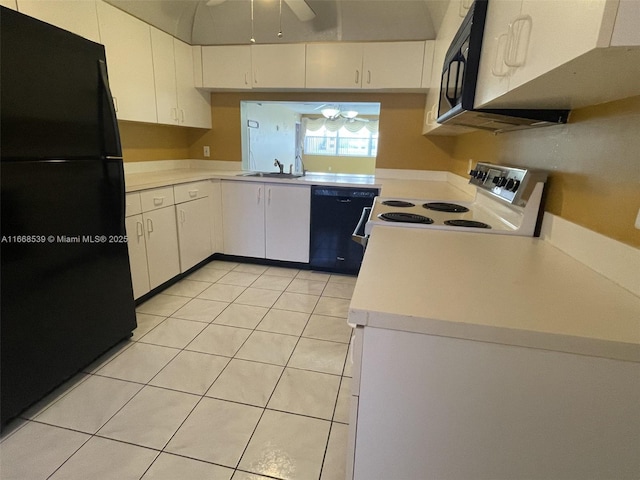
xmin=436 ymin=0 xmax=569 ymax=133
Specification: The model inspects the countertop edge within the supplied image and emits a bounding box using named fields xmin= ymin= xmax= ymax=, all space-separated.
xmin=349 ymin=307 xmax=640 ymax=363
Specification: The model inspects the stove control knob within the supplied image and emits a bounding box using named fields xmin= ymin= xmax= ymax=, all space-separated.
xmin=506 ymin=178 xmax=515 ymax=190
xmin=469 ymin=169 xmax=478 ymax=178
xmin=510 ymin=179 xmax=521 ymax=192
xmin=492 ymin=176 xmax=501 ymax=185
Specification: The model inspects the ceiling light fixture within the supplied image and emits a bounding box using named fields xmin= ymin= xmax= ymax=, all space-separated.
xmin=342 ymin=110 xmax=358 ymax=119
xmin=277 ymin=0 xmax=283 ymax=38
xmin=321 ymin=107 xmax=340 ymax=119
xmin=249 ymin=0 xmax=256 ymax=43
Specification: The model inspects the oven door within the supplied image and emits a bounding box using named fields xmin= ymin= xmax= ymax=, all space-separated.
xmin=351 ymin=206 xmax=372 ymax=249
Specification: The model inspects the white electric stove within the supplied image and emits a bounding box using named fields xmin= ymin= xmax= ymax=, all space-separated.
xmin=364 ymin=162 xmax=548 ymax=237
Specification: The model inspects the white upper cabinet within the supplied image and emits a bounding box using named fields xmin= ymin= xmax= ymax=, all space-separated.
xmin=475 ymin=0 xmax=640 ymax=109
xmin=306 ymin=42 xmax=428 ymax=90
xmin=202 ymin=45 xmax=253 ymax=89
xmin=305 ymin=43 xmax=364 ymax=89
xmin=97 ymin=1 xmax=157 ymax=123
xmin=17 ymin=0 xmax=100 ymax=43
xmin=362 ymin=42 xmax=425 ymax=89
xmin=421 ymin=40 xmax=436 ymax=88
xmin=151 ymin=27 xmax=178 ymax=126
xmin=251 ymin=44 xmax=306 ymax=89
xmin=174 ymin=40 xmax=212 ymax=128
xmin=151 ymin=28 xmax=211 ymax=128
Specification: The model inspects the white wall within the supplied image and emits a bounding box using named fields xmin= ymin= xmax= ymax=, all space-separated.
xmin=243 ymin=103 xmax=299 ymax=172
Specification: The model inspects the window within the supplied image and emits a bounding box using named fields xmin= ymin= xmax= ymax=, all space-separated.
xmin=303 ymin=118 xmax=379 ymax=158
xmin=305 ymin=125 xmax=378 ymax=157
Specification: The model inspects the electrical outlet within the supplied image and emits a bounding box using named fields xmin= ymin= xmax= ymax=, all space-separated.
xmin=203 ymin=146 xmax=210 ymax=157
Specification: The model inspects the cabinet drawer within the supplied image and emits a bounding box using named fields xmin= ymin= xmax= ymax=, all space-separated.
xmin=140 ymin=186 xmax=175 ymax=212
xmin=174 ymin=181 xmax=210 ymax=204
xmin=125 ymin=192 xmax=142 ymax=217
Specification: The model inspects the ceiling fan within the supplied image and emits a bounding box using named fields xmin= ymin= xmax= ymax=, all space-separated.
xmin=205 ymin=0 xmax=316 ymax=22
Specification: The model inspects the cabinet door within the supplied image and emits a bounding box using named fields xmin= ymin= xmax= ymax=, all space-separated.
xmin=17 ymin=0 xmax=100 ymax=42
xmin=176 ymin=197 xmax=213 ymax=272
xmin=144 ymin=206 xmax=180 ymax=289
xmin=251 ymin=44 xmax=306 ymax=88
xmin=150 ymin=27 xmax=178 ymax=126
xmin=97 ymin=1 xmax=157 ymax=123
xmin=362 ymin=42 xmax=425 ymax=89
xmin=508 ymin=0 xmax=611 ymax=92
xmin=125 ymin=214 xmax=150 ymax=299
xmin=174 ymin=39 xmax=212 ymax=128
xmin=202 ymin=45 xmax=252 ymax=89
xmin=305 ymin=43 xmax=364 ymax=89
xmin=221 ymin=181 xmax=265 ymax=258
xmin=474 ymin=0 xmax=521 ymax=108
xmin=265 ymin=184 xmax=310 ymax=263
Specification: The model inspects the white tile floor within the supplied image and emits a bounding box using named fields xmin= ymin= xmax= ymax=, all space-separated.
xmin=0 ymin=261 xmax=356 ymax=480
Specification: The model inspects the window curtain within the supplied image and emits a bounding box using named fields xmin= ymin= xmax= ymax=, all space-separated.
xmin=302 ymin=117 xmax=379 ymax=134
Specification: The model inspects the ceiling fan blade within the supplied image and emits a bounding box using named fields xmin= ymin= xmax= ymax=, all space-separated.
xmin=284 ymin=0 xmax=316 ymax=22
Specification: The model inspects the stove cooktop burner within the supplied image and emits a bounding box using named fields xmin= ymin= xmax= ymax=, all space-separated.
xmin=423 ymin=202 xmax=470 ymax=213
xmin=379 ymin=212 xmax=434 ymax=224
xmin=444 ymin=219 xmax=492 ymax=229
xmin=382 ymin=200 xmax=415 ymax=208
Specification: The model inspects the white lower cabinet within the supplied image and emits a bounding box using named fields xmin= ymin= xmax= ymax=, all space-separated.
xmin=144 ymin=206 xmax=180 ymax=289
xmin=221 ymin=181 xmax=310 ymax=262
xmin=125 ymin=188 xmax=180 ymax=299
xmin=350 ymin=326 xmax=640 ymax=479
xmin=174 ymin=181 xmax=214 ymax=272
xmin=125 ymin=214 xmax=150 ymax=300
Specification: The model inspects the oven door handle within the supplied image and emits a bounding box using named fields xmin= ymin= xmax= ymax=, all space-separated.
xmin=352 ymin=206 xmax=372 ymax=247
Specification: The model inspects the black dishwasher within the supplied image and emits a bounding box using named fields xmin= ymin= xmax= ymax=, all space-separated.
xmin=310 ymin=186 xmax=378 ymax=274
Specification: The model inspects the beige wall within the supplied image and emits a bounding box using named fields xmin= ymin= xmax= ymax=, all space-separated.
xmin=119 ymin=121 xmax=191 ymax=162
xmin=452 ymin=96 xmax=640 ymax=248
xmin=118 ymin=92 xmax=639 ymax=247
xmin=303 ymin=155 xmax=376 ymax=174
xmin=187 ymin=92 xmax=456 ymax=171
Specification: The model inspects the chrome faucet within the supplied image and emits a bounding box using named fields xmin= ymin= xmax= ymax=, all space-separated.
xmin=274 ymin=159 xmax=284 ymax=174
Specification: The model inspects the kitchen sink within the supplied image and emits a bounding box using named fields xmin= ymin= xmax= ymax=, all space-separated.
xmin=237 ymin=172 xmax=303 ymax=179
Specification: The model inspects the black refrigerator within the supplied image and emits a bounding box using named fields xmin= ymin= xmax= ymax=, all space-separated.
xmin=0 ymin=7 xmax=137 ymax=426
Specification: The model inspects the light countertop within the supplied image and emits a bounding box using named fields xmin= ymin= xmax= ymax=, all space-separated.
xmin=124 ymin=167 xmax=474 ymax=202
xmin=349 ymin=225 xmax=640 ymax=362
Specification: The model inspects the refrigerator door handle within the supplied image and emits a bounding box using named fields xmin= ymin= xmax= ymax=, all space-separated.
xmin=98 ymin=59 xmax=123 ymax=159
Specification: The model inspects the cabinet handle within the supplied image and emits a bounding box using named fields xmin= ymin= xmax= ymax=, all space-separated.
xmin=171 ymin=107 xmax=178 ymax=121
xmin=180 ymin=209 xmax=186 ymax=223
xmin=146 ymin=218 xmax=154 ymax=233
xmin=136 ymin=221 xmax=144 ymax=238
xmin=113 ymin=96 xmax=118 ymax=112
xmin=505 ymin=15 xmax=533 ymax=68
xmin=257 ymin=187 xmax=262 ymax=203
xmin=244 ymin=72 xmax=249 ymax=85
xmin=491 ymin=33 xmax=511 ymax=77
xmin=268 ymin=187 xmax=271 ymax=205
xmin=153 ymin=197 xmax=164 ymax=206
xmin=426 ymin=108 xmax=434 ymax=127
xmin=459 ymin=0 xmax=472 ymax=17
xmin=180 ymin=109 xmax=185 ymax=123
xmin=355 ymin=69 xmax=360 ymax=84
xmin=367 ymin=70 xmax=371 ymax=85
xmin=254 ymin=69 xmax=258 ymax=84
xmin=189 ymin=189 xmax=198 ymax=198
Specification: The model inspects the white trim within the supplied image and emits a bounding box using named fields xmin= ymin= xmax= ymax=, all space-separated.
xmin=540 ymin=213 xmax=640 ymax=297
